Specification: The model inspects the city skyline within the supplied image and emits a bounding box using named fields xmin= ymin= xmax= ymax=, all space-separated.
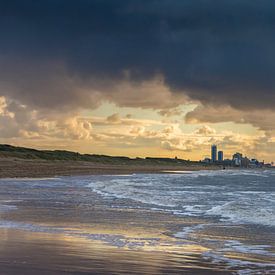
xmin=1 ymin=1 xmax=275 ymax=162
xmin=206 ymin=144 xmax=271 ymax=166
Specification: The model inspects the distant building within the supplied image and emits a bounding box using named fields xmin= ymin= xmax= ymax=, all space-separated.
xmin=211 ymin=145 xmax=217 ymax=162
xmin=201 ymin=145 xmax=268 ymax=169
xmin=233 ymin=152 xmax=243 ymax=160
xmin=218 ymin=151 xmax=223 ymax=162
xmin=232 ymin=152 xmax=243 ymax=167
xmin=233 ymin=158 xmax=241 ymax=166
xmin=242 ymin=157 xmax=250 ymax=168
xmin=223 ymin=159 xmax=233 ymax=166
xmin=249 ymin=158 xmax=259 ymax=168
xmin=202 ymin=157 xmax=211 ymax=164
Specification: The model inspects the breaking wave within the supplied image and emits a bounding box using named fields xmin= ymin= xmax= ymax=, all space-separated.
xmin=87 ymin=170 xmax=275 ymax=227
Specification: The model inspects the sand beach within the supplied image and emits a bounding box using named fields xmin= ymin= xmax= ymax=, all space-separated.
xmin=0 ymin=172 xmax=274 ymax=274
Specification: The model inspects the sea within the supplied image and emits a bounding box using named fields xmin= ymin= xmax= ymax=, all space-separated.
xmin=0 ymin=169 xmax=274 ymax=274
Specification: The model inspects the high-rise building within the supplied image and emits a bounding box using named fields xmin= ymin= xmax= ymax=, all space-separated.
xmin=211 ymin=144 xmax=217 ymax=162
xmin=218 ymin=151 xmax=223 ymax=162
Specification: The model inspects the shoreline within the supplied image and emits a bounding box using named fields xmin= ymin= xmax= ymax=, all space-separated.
xmin=0 ymin=176 xmax=221 ymax=274
xmin=0 ymin=227 xmax=229 ymax=275
xmin=0 ymin=157 xmax=222 ymax=178
xmin=0 ymin=168 xmax=274 ymax=274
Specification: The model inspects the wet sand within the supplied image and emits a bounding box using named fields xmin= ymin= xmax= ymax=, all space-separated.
xmin=0 ymin=201 xmax=230 ymax=275
xmin=0 ymin=176 xmax=235 ymax=274
xmin=0 ymin=228 xmax=230 ymax=275
xmin=0 ymin=171 xmax=273 ymax=274
xmin=0 ymin=158 xmax=218 ymax=178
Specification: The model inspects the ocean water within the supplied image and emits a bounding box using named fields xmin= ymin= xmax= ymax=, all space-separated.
xmin=88 ymin=170 xmax=275 ymax=226
xmin=0 ymin=170 xmax=274 ymax=274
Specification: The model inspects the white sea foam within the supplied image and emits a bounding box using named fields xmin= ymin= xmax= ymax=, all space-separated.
xmin=174 ymin=224 xmax=206 ymax=239
xmin=87 ymin=171 xmax=275 ymax=227
xmin=222 ymin=240 xmax=275 ymax=256
xmin=206 ymin=201 xmax=275 ymax=226
xmin=0 ymin=204 xmax=17 ymax=213
xmin=202 ymin=250 xmax=275 ymax=273
xmin=0 ymin=173 xmax=274 ymax=274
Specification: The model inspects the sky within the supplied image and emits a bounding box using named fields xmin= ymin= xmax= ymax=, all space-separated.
xmin=0 ymin=0 xmax=275 ymax=162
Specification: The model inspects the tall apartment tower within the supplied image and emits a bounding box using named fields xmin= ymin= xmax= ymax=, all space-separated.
xmin=211 ymin=144 xmax=217 ymax=162
xmin=218 ymin=151 xmax=223 ymax=162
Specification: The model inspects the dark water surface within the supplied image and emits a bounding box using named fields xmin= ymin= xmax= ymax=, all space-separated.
xmin=0 ymin=170 xmax=274 ymax=274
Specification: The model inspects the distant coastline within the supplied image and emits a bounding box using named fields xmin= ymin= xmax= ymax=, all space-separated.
xmin=0 ymin=144 xmax=272 ymax=178
xmin=0 ymin=144 xmax=220 ymax=178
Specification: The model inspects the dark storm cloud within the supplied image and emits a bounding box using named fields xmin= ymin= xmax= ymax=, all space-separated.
xmin=1 ymin=0 xmax=275 ymax=110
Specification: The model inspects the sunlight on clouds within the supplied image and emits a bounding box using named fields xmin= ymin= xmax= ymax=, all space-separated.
xmin=0 ymin=96 xmax=275 ymax=162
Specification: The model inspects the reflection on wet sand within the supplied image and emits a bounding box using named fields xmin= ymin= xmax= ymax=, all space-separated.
xmin=0 ymin=174 xmax=274 ymax=274
xmin=0 ymin=228 xmax=228 ymax=275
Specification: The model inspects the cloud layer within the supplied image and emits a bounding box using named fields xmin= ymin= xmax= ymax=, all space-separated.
xmin=1 ymin=1 xmax=275 ymax=161
xmin=1 ymin=0 xmax=275 ymax=111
